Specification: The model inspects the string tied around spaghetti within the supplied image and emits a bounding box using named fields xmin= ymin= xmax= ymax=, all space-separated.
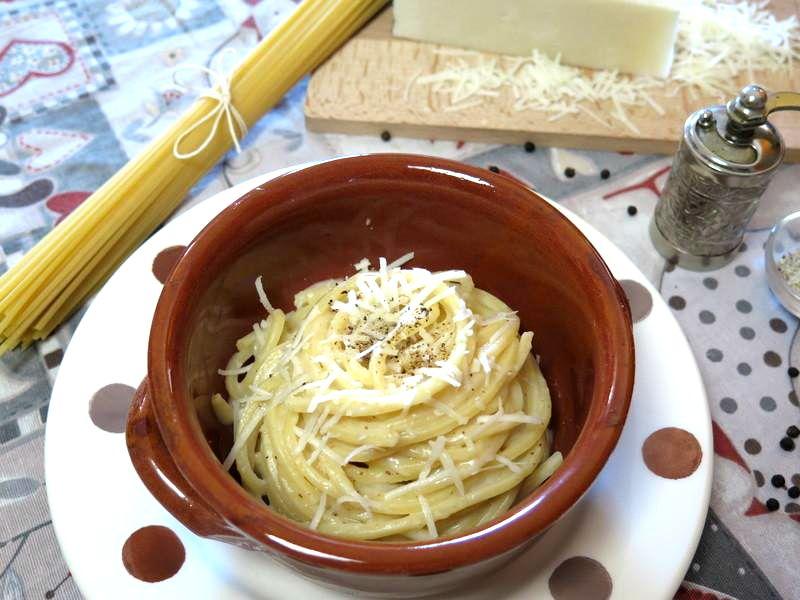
xmin=172 ymin=50 xmax=248 ymax=160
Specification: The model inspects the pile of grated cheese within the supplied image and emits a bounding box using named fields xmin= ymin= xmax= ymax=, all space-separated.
xmin=415 ymin=0 xmax=800 ymax=133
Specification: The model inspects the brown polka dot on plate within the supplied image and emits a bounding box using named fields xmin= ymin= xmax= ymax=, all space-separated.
xmin=763 ymin=351 xmax=782 ymax=367
xmin=122 ymin=525 xmax=185 ymax=582
xmin=152 ymin=245 xmax=187 ymax=284
xmin=642 ymin=427 xmax=702 ymax=479
xmin=619 ymin=279 xmax=652 ymax=323
xmin=90 ymin=383 xmax=136 ymax=433
xmin=770 ymin=318 xmax=788 ymax=333
xmin=549 ymin=556 xmax=612 ymax=600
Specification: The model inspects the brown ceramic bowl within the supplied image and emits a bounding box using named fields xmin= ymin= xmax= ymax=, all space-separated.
xmin=127 ymin=154 xmax=634 ymax=597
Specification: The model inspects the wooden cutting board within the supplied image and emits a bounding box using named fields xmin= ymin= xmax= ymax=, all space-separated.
xmin=305 ymin=4 xmax=800 ymax=162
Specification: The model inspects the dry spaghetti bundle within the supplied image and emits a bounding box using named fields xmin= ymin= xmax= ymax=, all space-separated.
xmin=0 ymin=0 xmax=387 ymax=355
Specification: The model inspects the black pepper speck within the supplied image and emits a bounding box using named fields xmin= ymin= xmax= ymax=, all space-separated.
xmin=564 ymin=167 xmax=576 ymax=178
xmin=772 ymin=474 xmax=786 ymax=488
xmin=780 ymin=437 xmax=796 ymax=451
xmin=627 ymin=205 xmax=638 ymax=216
xmin=600 ymin=169 xmax=610 ymax=179
xmin=380 ymin=130 xmax=391 ymax=142
xmin=524 ymin=141 xmax=536 ymax=153
xmin=788 ymin=425 xmax=800 ymax=439
xmin=488 ymin=165 xmax=500 ymax=173
xmin=766 ymin=498 xmax=780 ymax=511
xmin=789 ymin=486 xmax=800 ymax=499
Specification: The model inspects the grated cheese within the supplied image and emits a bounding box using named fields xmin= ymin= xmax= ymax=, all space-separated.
xmin=420 ymin=435 xmax=447 ymax=481
xmin=295 ymin=427 xmax=345 ymax=464
xmin=417 ymin=494 xmax=438 ymax=539
xmin=433 ymin=401 xmax=469 ymax=425
xmin=495 ymin=455 xmax=522 ymax=473
xmin=294 ymin=406 xmax=330 ymax=455
xmin=310 ymin=493 xmax=327 ymax=530
xmin=222 ymin=403 xmax=269 ymax=470
xmin=341 ymin=444 xmax=377 ymax=465
xmin=439 ymin=449 xmax=465 ymax=495
xmin=254 ymin=276 xmax=275 ymax=314
xmin=416 ymin=1 xmax=800 ymax=133
xmin=334 ymin=494 xmax=373 ymax=516
xmin=307 ymin=432 xmax=330 ymax=465
xmin=387 ymin=251 xmax=416 ymax=269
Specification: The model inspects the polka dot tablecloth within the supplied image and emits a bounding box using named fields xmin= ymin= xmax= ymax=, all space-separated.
xmin=0 ymin=1 xmax=798 ymax=599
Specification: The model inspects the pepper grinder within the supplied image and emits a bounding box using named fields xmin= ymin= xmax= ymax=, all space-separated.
xmin=651 ymin=84 xmax=800 ymax=270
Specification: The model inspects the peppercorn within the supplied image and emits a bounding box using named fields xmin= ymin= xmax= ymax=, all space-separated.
xmin=524 ymin=141 xmax=536 ymax=153
xmin=766 ymin=498 xmax=780 ymax=511
xmin=787 ymin=425 xmax=800 ymax=438
xmin=789 ymin=366 xmax=799 ymax=378
xmin=772 ymin=474 xmax=786 ymax=488
xmin=600 ymin=168 xmax=611 ymax=180
xmin=780 ymin=437 xmax=796 ymax=451
xmin=788 ymin=486 xmax=800 ymax=499
xmin=627 ymin=205 xmax=638 ymax=216
xmin=564 ymin=167 xmax=576 ymax=178
xmin=380 ymin=130 xmax=391 ymax=142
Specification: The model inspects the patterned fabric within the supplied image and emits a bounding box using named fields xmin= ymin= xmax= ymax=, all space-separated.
xmin=0 ymin=1 xmax=115 ymax=122
xmin=0 ymin=1 xmax=798 ymax=599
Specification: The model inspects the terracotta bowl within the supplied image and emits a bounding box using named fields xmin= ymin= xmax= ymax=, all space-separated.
xmin=126 ymin=154 xmax=634 ymax=597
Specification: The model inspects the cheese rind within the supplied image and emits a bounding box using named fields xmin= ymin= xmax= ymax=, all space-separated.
xmin=393 ymin=0 xmax=680 ymax=78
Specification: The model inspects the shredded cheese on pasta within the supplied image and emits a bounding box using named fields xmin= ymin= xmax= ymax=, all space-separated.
xmin=213 ymin=255 xmax=560 ymax=541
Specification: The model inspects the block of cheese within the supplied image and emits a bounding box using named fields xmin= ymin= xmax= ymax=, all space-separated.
xmin=393 ymin=0 xmax=680 ymax=78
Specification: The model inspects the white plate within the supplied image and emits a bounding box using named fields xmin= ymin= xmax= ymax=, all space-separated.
xmin=45 ymin=165 xmax=712 ymax=600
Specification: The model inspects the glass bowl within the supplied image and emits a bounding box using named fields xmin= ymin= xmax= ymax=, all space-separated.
xmin=765 ymin=210 xmax=800 ymax=317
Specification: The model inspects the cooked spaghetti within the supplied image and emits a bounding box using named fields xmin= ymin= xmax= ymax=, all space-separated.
xmin=213 ymin=254 xmax=561 ymax=541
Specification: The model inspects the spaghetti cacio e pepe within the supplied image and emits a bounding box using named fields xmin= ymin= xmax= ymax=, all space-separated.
xmin=213 ymin=253 xmax=561 ymax=541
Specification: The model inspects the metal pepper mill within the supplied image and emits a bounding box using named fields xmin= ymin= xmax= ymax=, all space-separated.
xmin=651 ymin=84 xmax=800 ymax=270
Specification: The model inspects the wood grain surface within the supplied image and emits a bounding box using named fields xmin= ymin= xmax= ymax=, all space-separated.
xmin=305 ymin=4 xmax=800 ymax=161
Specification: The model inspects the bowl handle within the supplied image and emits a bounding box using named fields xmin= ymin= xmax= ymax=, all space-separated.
xmin=126 ymin=380 xmax=240 ymax=540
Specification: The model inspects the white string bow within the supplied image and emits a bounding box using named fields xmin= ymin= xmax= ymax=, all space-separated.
xmin=172 ymin=49 xmax=248 ymax=160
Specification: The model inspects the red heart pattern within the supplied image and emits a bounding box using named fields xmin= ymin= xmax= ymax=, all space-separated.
xmin=0 ymin=39 xmax=75 ymax=97
xmin=46 ymin=191 xmax=91 ymax=224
